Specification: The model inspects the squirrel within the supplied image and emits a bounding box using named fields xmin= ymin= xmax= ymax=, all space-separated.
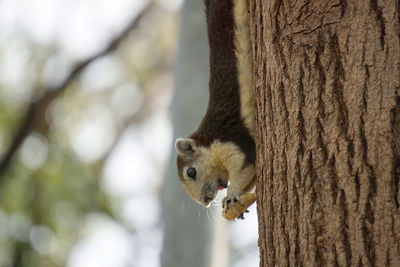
xmin=175 ymin=0 xmax=255 ymax=216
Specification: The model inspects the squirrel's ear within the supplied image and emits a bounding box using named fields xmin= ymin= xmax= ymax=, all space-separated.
xmin=175 ymin=138 xmax=196 ymax=157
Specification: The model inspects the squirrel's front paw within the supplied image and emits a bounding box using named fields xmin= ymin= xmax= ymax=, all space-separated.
xmin=221 ymin=192 xmax=256 ymax=220
xmin=222 ymin=196 xmax=238 ymax=210
xmin=222 ymin=192 xmax=245 ymax=218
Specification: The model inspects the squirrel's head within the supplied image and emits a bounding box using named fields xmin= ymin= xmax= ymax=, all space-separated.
xmin=175 ymin=138 xmax=228 ymax=206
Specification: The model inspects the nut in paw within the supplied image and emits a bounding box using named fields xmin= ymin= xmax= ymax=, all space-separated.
xmin=222 ymin=192 xmax=256 ymax=220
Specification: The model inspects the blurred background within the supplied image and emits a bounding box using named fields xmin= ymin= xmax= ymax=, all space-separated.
xmin=0 ymin=0 xmax=258 ymax=266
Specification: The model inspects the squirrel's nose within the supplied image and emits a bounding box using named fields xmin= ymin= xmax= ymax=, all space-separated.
xmin=204 ymin=196 xmax=213 ymax=205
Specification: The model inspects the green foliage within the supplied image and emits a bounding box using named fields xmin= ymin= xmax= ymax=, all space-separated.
xmin=0 ymin=142 xmax=110 ymax=267
xmin=0 ymin=4 xmax=177 ymax=266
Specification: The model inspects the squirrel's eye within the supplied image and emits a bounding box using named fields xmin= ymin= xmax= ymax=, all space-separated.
xmin=186 ymin=167 xmax=196 ymax=180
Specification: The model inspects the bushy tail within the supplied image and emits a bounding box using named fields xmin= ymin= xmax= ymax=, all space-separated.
xmin=234 ymin=0 xmax=255 ymax=137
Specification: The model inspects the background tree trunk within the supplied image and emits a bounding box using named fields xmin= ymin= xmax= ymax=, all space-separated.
xmin=161 ymin=1 xmax=228 ymax=266
xmin=250 ymin=0 xmax=400 ymax=266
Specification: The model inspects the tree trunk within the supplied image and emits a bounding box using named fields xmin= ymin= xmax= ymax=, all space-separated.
xmin=250 ymin=0 xmax=400 ymax=266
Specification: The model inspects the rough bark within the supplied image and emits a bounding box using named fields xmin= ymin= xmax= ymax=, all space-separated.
xmin=250 ymin=0 xmax=400 ymax=266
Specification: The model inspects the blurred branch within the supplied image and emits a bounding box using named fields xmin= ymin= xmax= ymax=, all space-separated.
xmin=0 ymin=1 xmax=155 ymax=177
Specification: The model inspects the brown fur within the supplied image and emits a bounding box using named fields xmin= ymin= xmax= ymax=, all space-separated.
xmin=176 ymin=139 xmax=255 ymax=206
xmin=176 ymin=0 xmax=255 ymax=207
xmin=234 ymin=0 xmax=255 ymax=136
xmin=191 ymin=0 xmax=255 ymax=165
